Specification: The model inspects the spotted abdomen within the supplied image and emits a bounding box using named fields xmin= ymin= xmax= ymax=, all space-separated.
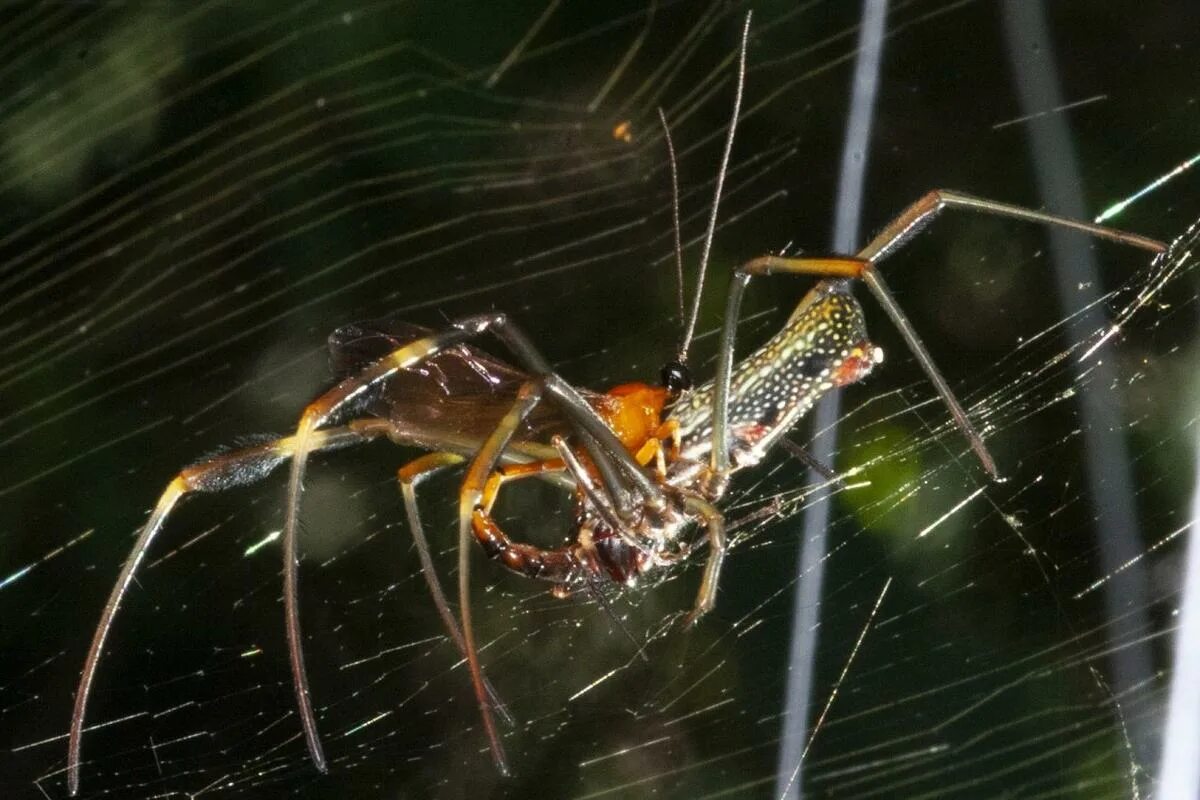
xmin=669 ymin=281 xmax=883 ymax=467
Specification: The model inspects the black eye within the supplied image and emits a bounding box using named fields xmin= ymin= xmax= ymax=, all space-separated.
xmin=661 ymin=359 xmax=692 ymax=393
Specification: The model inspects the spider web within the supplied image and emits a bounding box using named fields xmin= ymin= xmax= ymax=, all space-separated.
xmin=1 ymin=2 xmax=1197 ymax=798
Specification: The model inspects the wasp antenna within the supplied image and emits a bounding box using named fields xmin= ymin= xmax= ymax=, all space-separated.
xmin=657 ymin=107 xmax=686 ymax=324
xmin=677 ymin=10 xmax=751 ymax=365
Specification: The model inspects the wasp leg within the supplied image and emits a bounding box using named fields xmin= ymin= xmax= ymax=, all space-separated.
xmin=67 ymin=419 xmax=391 ymax=797
xmin=631 ymin=419 xmax=678 ymax=479
xmin=279 ymin=313 xmax=660 ymax=774
xmin=472 ymin=455 xmax=582 ymax=583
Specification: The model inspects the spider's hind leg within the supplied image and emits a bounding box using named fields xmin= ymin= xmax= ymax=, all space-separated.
xmin=859 ymin=189 xmax=1165 ymax=263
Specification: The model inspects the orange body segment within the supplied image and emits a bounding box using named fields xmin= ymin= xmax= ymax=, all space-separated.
xmin=480 ymin=459 xmax=566 ymax=513
xmin=596 ymin=382 xmax=670 ymax=453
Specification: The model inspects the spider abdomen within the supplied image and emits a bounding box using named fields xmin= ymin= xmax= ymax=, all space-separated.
xmin=670 ymin=283 xmax=882 ymax=467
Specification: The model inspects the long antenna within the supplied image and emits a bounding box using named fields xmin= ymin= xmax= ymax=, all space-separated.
xmin=657 ymin=107 xmax=686 ymax=322
xmin=676 ymin=11 xmax=751 ymax=365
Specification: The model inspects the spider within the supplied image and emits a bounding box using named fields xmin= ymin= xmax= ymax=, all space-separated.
xmin=66 ymin=14 xmax=1166 ymax=794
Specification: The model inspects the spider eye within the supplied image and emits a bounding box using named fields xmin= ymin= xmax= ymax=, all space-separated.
xmin=661 ymin=360 xmax=692 ymax=393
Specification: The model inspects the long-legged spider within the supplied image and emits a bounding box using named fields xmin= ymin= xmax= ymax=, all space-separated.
xmin=66 ymin=14 xmax=1166 ymax=794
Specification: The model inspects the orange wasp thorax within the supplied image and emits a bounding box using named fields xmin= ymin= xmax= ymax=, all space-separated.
xmin=594 ymin=382 xmax=670 ymax=453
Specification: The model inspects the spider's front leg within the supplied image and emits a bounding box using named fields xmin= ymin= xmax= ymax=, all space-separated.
xmin=67 ymin=419 xmax=392 ymax=797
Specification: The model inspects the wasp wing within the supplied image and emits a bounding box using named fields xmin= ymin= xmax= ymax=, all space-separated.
xmin=328 ymin=318 xmax=604 ymax=454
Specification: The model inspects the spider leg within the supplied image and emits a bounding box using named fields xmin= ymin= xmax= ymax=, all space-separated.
xmin=854 ymin=189 xmax=1164 ymax=474
xmin=279 ymin=313 xmax=660 ymax=773
xmin=67 ymin=419 xmax=391 ymax=797
xmin=397 ymin=453 xmax=516 ymax=727
xmin=535 ymin=442 xmax=651 ymax=662
xmin=711 ymin=254 xmax=995 ymax=475
xmin=458 ymin=379 xmax=545 ymax=775
xmin=559 ymin=427 xmax=679 ymax=554
xmin=460 ymin=379 xmax=658 ymax=774
xmin=550 ymin=435 xmax=627 ymax=535
xmin=858 ymin=189 xmax=1165 ymax=263
xmin=681 ymin=495 xmax=727 ymax=626
xmin=710 ymin=257 xmax=874 ymax=475
xmin=710 ymin=193 xmax=1165 ymax=478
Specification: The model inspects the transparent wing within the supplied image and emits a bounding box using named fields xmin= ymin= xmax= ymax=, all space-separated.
xmin=328 ymin=318 xmax=606 ymax=452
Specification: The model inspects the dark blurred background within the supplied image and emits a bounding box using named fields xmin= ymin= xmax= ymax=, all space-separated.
xmin=0 ymin=2 xmax=1196 ymax=798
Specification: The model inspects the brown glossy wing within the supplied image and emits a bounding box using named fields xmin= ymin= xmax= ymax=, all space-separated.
xmin=328 ymin=318 xmax=603 ymax=453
